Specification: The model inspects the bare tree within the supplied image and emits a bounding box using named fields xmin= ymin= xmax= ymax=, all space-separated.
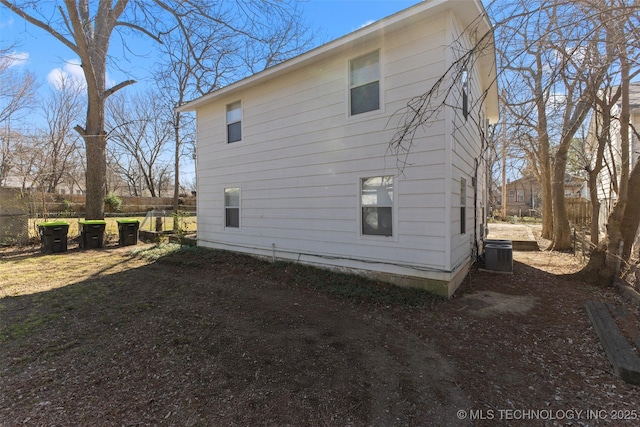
xmin=576 ymin=0 xmax=640 ymax=282
xmin=1 ymin=0 xmax=310 ymax=219
xmin=36 ymin=74 xmax=85 ymax=193
xmin=582 ymin=83 xmax=621 ymax=245
xmin=155 ymin=6 xmax=314 ymax=229
xmin=388 ymin=0 xmax=640 ymax=258
xmin=495 ymin=0 xmax=616 ymax=250
xmin=106 ymin=90 xmax=172 ymax=197
xmin=0 ymin=46 xmax=37 ymax=185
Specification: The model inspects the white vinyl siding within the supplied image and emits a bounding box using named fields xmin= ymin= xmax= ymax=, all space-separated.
xmin=448 ymin=12 xmax=485 ymax=268
xmin=190 ymin=2 xmax=496 ymax=296
xmin=196 ymin=16 xmax=450 ymax=270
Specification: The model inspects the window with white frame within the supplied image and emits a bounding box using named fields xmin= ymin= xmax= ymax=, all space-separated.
xmin=361 ymin=176 xmax=393 ymax=236
xmin=226 ymin=101 xmax=242 ymax=143
xmin=350 ymin=51 xmax=380 ymax=116
xmin=517 ymin=189 xmax=525 ymax=202
xmin=508 ymin=190 xmax=516 ymax=203
xmin=461 ymin=67 xmax=469 ymax=120
xmin=460 ymin=178 xmax=466 ymax=235
xmin=224 ymin=187 xmax=240 ymax=228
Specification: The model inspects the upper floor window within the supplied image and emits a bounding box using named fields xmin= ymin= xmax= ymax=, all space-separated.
xmin=361 ymin=176 xmax=393 ymax=236
xmin=460 ymin=178 xmax=467 ymax=235
xmin=350 ymin=51 xmax=380 ymax=116
xmin=462 ymin=68 xmax=469 ymax=120
xmin=227 ymin=101 xmax=242 ymax=143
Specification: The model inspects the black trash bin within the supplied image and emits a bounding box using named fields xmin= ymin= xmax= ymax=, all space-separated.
xmin=38 ymin=221 xmax=69 ymax=253
xmin=117 ymin=219 xmax=139 ymax=246
xmin=79 ymin=220 xmax=106 ymax=249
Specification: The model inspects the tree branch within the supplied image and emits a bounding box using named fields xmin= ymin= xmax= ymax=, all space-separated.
xmin=104 ymin=79 xmax=137 ymax=99
xmin=0 ymin=0 xmax=78 ymax=54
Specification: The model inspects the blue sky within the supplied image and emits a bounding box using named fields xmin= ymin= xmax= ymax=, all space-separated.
xmin=1 ymin=0 xmax=420 ymax=186
xmin=2 ymin=1 xmax=421 ymax=95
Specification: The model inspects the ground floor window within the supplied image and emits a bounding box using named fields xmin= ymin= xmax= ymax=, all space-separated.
xmin=225 ymin=187 xmax=240 ymax=228
xmin=361 ymin=176 xmax=393 ymax=236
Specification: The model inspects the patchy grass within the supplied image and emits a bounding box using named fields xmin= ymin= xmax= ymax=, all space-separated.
xmin=132 ymin=244 xmax=442 ymax=307
xmin=131 ymin=242 xmax=185 ymax=261
xmin=270 ymin=260 xmax=442 ymax=306
xmin=2 ymin=242 xmax=640 ymax=426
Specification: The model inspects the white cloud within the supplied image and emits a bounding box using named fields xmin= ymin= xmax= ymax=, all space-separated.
xmin=47 ymin=58 xmax=117 ymax=91
xmin=358 ymin=20 xmax=375 ymax=30
xmin=2 ymin=51 xmax=29 ymax=68
xmin=47 ymin=59 xmax=86 ymax=90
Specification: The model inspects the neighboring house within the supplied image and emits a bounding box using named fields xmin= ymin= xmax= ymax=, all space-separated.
xmin=178 ymin=0 xmax=499 ymax=297
xmin=588 ymin=82 xmax=640 ymax=232
xmin=563 ymin=174 xmax=589 ymax=200
xmin=501 ymin=173 xmax=587 ymax=218
xmin=503 ymin=175 xmax=542 ymax=217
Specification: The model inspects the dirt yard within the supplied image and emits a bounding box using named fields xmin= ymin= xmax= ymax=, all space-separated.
xmin=1 ymin=239 xmax=640 ymax=426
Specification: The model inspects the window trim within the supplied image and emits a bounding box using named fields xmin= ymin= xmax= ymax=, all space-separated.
xmin=460 ymin=178 xmax=467 ymax=235
xmin=226 ymin=101 xmax=242 ymax=144
xmin=360 ymin=175 xmax=395 ymax=238
xmin=462 ymin=67 xmax=469 ymax=120
xmin=349 ymin=50 xmax=382 ymax=117
xmin=224 ymin=187 xmax=241 ymax=229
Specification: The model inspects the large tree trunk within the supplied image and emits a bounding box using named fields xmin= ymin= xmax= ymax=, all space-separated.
xmin=173 ymin=113 xmax=181 ymax=231
xmin=588 ymin=173 xmax=601 ymax=245
xmin=582 ymin=43 xmax=632 ymax=283
xmin=84 ymin=133 xmax=107 ymax=220
xmin=540 ymin=162 xmax=553 ymax=239
xmin=534 ymin=47 xmax=554 ymax=240
xmin=620 ymin=163 xmax=640 ymax=260
xmin=605 ymin=51 xmax=631 ymax=273
xmin=550 ymin=162 xmax=571 ymax=250
xmin=587 ymin=99 xmax=612 ymax=245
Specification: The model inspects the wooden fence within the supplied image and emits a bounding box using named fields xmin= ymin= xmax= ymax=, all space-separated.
xmin=24 ymin=191 xmax=196 ymax=215
xmin=566 ymin=198 xmax=591 ymax=226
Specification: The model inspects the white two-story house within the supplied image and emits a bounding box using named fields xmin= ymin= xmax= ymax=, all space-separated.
xmin=178 ymin=0 xmax=499 ymax=297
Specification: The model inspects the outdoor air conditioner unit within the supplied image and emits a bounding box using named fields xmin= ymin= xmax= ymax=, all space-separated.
xmin=484 ymin=239 xmax=513 ymax=273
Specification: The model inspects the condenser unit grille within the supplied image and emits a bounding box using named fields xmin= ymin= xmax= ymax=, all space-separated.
xmin=484 ymin=240 xmax=513 ymax=273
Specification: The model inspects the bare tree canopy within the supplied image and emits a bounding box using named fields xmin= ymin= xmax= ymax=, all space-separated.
xmin=106 ymin=90 xmax=172 ymax=198
xmin=387 ymin=0 xmax=640 ymax=275
xmin=0 ymin=47 xmax=37 ymax=125
xmin=0 ymin=47 xmax=38 ymax=185
xmin=0 ymin=0 xmax=311 ymax=218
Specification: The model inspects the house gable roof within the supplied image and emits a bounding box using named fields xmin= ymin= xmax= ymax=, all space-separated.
xmin=177 ymin=0 xmax=498 ymax=122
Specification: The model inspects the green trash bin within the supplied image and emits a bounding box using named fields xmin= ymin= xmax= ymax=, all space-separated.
xmin=117 ymin=219 xmax=139 ymax=246
xmin=38 ymin=221 xmax=69 ymax=253
xmin=79 ymin=220 xmax=106 ymax=249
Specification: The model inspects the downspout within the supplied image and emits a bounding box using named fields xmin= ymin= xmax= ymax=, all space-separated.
xmin=473 ymin=157 xmax=479 ymax=261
